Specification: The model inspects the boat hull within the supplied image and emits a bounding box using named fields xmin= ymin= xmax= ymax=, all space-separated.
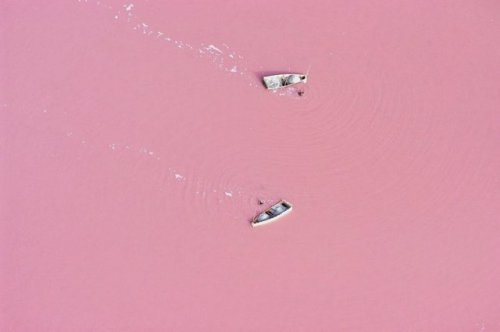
xmin=263 ymin=74 xmax=307 ymax=90
xmin=252 ymin=200 xmax=293 ymax=227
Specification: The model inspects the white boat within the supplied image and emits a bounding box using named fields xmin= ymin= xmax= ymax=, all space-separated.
xmin=252 ymin=200 xmax=293 ymax=227
xmin=263 ymin=73 xmax=307 ymax=90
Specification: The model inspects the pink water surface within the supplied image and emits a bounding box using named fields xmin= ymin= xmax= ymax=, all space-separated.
xmin=2 ymin=0 xmax=500 ymax=331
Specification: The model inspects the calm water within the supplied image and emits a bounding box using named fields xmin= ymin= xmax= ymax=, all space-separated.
xmin=2 ymin=0 xmax=500 ymax=330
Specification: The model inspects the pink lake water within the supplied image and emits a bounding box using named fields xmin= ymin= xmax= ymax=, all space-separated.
xmin=1 ymin=1 xmax=500 ymax=331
